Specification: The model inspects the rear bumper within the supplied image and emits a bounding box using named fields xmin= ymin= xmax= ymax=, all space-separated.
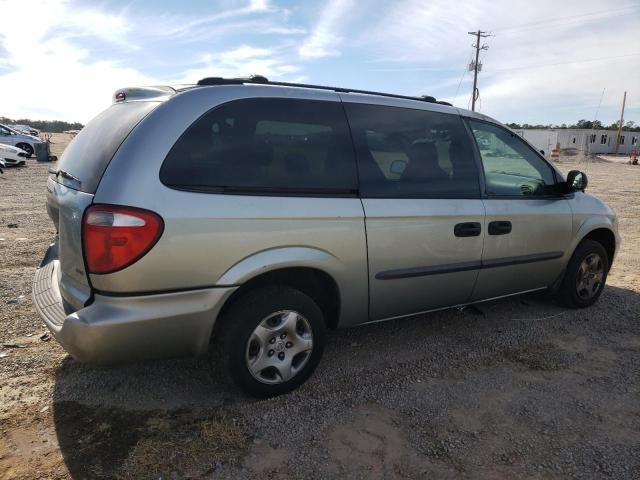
xmin=33 ymin=256 xmax=237 ymax=364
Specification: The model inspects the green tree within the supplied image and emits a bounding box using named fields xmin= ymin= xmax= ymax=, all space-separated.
xmin=0 ymin=116 xmax=83 ymax=133
xmin=574 ymin=119 xmax=592 ymax=129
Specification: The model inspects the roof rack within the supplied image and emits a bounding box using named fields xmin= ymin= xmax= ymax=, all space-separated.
xmin=196 ymin=75 xmax=453 ymax=106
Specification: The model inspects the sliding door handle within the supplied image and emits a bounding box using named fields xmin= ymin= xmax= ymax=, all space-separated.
xmin=454 ymin=222 xmax=482 ymax=237
xmin=488 ymin=220 xmax=512 ymax=235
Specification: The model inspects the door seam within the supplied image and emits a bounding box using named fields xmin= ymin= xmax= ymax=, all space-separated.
xmin=467 ymin=198 xmax=487 ymax=302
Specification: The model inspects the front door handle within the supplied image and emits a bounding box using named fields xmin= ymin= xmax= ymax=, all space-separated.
xmin=454 ymin=222 xmax=482 ymax=237
xmin=488 ymin=220 xmax=512 ymax=235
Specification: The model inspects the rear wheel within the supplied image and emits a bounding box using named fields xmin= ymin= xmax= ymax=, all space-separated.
xmin=558 ymin=239 xmax=608 ymax=308
xmin=16 ymin=143 xmax=33 ymax=158
xmin=222 ymin=286 xmax=326 ymax=397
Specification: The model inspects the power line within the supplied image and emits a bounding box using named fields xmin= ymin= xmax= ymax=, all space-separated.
xmin=586 ymin=88 xmax=606 ymax=160
xmin=490 ymin=52 xmax=640 ymax=73
xmin=493 ymin=5 xmax=638 ymax=34
xmin=452 ymin=47 xmax=475 ymax=105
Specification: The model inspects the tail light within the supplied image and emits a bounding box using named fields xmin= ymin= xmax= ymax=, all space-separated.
xmin=83 ymin=205 xmax=164 ymax=274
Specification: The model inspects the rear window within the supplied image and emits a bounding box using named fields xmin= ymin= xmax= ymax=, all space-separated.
xmin=55 ymin=102 xmax=157 ymax=193
xmin=160 ymin=98 xmax=358 ymax=195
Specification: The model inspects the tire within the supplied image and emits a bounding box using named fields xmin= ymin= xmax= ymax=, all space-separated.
xmin=16 ymin=143 xmax=33 ymax=158
xmin=558 ymin=239 xmax=609 ymax=308
xmin=222 ymin=286 xmax=326 ymax=397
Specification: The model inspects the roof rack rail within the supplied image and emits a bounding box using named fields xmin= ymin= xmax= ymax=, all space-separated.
xmin=196 ymin=75 xmax=453 ymax=106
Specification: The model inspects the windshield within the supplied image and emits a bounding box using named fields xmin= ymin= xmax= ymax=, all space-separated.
xmin=0 ymin=125 xmax=17 ymax=135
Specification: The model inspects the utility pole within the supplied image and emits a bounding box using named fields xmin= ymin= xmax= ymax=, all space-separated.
xmin=614 ymin=91 xmax=627 ymax=154
xmin=468 ymin=30 xmax=490 ymax=111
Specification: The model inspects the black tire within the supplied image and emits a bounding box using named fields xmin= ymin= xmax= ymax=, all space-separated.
xmin=16 ymin=143 xmax=33 ymax=158
xmin=222 ymin=286 xmax=326 ymax=398
xmin=558 ymin=239 xmax=609 ymax=308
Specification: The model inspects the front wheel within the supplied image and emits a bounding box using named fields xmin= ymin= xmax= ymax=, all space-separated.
xmin=222 ymin=286 xmax=326 ymax=397
xmin=16 ymin=143 xmax=34 ymax=158
xmin=558 ymin=239 xmax=609 ymax=308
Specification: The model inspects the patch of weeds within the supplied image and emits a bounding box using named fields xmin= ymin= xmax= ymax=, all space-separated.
xmin=118 ymin=414 xmax=247 ymax=479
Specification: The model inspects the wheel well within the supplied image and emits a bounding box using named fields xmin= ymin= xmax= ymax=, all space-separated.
xmin=583 ymin=228 xmax=616 ymax=270
xmin=212 ymin=267 xmax=341 ymax=343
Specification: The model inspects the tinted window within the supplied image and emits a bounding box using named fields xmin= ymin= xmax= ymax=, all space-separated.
xmin=344 ymin=103 xmax=480 ymax=198
xmin=56 ymin=102 xmax=158 ymax=193
xmin=469 ymin=120 xmax=557 ymax=196
xmin=160 ymin=98 xmax=358 ymax=194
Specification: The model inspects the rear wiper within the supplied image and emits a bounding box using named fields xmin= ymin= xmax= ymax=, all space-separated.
xmin=49 ymin=168 xmax=81 ymax=185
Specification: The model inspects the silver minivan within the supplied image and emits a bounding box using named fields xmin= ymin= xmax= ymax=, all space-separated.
xmin=34 ymin=77 xmax=619 ymax=397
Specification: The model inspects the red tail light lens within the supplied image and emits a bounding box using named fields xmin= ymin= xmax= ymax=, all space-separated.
xmin=83 ymin=205 xmax=164 ymax=274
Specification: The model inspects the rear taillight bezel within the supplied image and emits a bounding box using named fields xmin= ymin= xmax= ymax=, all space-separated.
xmin=82 ymin=204 xmax=164 ymax=275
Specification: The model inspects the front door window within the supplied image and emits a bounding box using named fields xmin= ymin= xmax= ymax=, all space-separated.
xmin=469 ymin=121 xmax=557 ymax=196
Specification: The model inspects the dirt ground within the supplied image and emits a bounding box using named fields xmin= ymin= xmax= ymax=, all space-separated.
xmin=0 ymin=136 xmax=639 ymax=479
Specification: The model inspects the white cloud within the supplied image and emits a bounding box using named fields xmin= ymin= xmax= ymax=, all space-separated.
xmin=146 ymin=0 xmax=277 ymax=42
xmin=65 ymin=9 xmax=134 ymax=47
xmin=176 ymin=44 xmax=302 ymax=84
xmin=365 ymin=0 xmax=640 ymax=123
xmin=263 ymin=26 xmax=307 ymax=35
xmin=364 ymin=0 xmax=481 ymax=63
xmin=298 ymin=0 xmax=355 ymax=58
xmin=0 ymin=0 xmax=153 ymax=122
xmin=249 ymin=0 xmax=272 ymax=11
xmin=220 ymin=45 xmax=273 ymax=62
xmin=0 ymin=0 xmax=300 ymax=123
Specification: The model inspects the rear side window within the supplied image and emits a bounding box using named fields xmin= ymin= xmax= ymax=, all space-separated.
xmin=344 ymin=103 xmax=480 ymax=198
xmin=56 ymin=102 xmax=158 ymax=193
xmin=160 ymin=98 xmax=358 ymax=195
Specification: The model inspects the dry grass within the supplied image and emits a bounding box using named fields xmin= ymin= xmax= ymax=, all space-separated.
xmin=117 ymin=415 xmax=248 ymax=480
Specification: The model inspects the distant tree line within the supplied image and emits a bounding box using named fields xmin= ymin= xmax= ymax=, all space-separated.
xmin=506 ymin=120 xmax=640 ymax=131
xmin=0 ymin=116 xmax=84 ymax=133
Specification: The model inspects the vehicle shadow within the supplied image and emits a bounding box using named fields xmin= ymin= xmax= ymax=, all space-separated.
xmin=51 ymin=284 xmax=640 ymax=478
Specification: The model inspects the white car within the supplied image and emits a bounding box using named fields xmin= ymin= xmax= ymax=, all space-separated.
xmin=0 ymin=124 xmax=42 ymax=158
xmin=0 ymin=143 xmax=28 ymax=166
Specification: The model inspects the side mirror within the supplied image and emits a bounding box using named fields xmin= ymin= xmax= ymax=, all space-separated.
xmin=566 ymin=170 xmax=588 ymax=192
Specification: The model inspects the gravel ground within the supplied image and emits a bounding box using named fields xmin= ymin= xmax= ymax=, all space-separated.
xmin=1 ymin=139 xmax=639 ymax=479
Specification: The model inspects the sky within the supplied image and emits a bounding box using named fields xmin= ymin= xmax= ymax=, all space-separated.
xmin=0 ymin=0 xmax=638 ymax=125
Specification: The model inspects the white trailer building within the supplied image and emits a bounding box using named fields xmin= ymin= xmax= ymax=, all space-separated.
xmin=514 ymin=129 xmax=639 ymax=156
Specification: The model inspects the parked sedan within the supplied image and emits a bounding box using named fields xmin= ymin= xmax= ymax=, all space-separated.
xmin=0 ymin=124 xmax=42 ymax=157
xmin=10 ymin=124 xmax=40 ymax=136
xmin=0 ymin=143 xmax=28 ymax=166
